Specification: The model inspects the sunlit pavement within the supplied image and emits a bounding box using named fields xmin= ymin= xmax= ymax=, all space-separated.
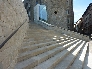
xmin=88 ymin=53 xmax=92 ymax=69
xmin=88 ymin=41 xmax=92 ymax=69
xmin=89 ymin=41 xmax=92 ymax=53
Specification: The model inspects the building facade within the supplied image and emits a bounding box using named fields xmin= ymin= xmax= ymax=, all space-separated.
xmin=76 ymin=3 xmax=92 ymax=35
xmin=76 ymin=18 xmax=83 ymax=34
xmin=66 ymin=0 xmax=74 ymax=30
xmin=24 ymin=0 xmax=74 ymax=30
xmin=82 ymin=3 xmax=92 ymax=35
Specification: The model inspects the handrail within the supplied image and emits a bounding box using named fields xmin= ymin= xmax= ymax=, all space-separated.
xmin=0 ymin=19 xmax=27 ymax=49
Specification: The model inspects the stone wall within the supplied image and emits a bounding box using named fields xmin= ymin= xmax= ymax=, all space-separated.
xmin=41 ymin=0 xmax=74 ymax=30
xmin=24 ymin=0 xmax=74 ymax=30
xmin=0 ymin=0 xmax=29 ymax=69
xmin=41 ymin=0 xmax=68 ymax=29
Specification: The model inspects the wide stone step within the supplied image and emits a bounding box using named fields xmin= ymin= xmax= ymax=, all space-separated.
xmin=19 ymin=40 xmax=58 ymax=53
xmin=17 ymin=37 xmax=75 ymax=63
xmin=23 ymin=38 xmax=49 ymax=43
xmin=24 ymin=36 xmax=52 ymax=41
xmin=54 ymin=41 xmax=86 ymax=69
xmin=69 ymin=42 xmax=88 ymax=69
xmin=32 ymin=39 xmax=80 ymax=68
xmin=22 ymin=35 xmax=67 ymax=46
xmin=33 ymin=39 xmax=82 ymax=69
xmin=17 ymin=38 xmax=72 ymax=62
xmin=17 ymin=43 xmax=61 ymax=62
xmin=19 ymin=37 xmax=74 ymax=54
xmin=23 ymin=38 xmax=53 ymax=46
xmin=52 ymin=35 xmax=68 ymax=39
xmin=15 ymin=38 xmax=80 ymax=69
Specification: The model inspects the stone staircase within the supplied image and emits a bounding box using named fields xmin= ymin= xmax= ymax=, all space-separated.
xmin=14 ymin=22 xmax=89 ymax=69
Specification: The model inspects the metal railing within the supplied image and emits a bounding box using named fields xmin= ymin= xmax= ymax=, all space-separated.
xmin=0 ymin=19 xmax=27 ymax=49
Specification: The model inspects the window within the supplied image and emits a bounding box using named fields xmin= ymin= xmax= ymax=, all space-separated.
xmin=68 ymin=26 xmax=70 ymax=29
xmin=67 ymin=10 xmax=69 ymax=14
xmin=67 ymin=0 xmax=69 ymax=6
xmin=89 ymin=14 xmax=91 ymax=18
xmin=67 ymin=18 xmax=70 ymax=23
xmin=28 ymin=3 xmax=30 ymax=7
xmin=28 ymin=11 xmax=30 ymax=16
